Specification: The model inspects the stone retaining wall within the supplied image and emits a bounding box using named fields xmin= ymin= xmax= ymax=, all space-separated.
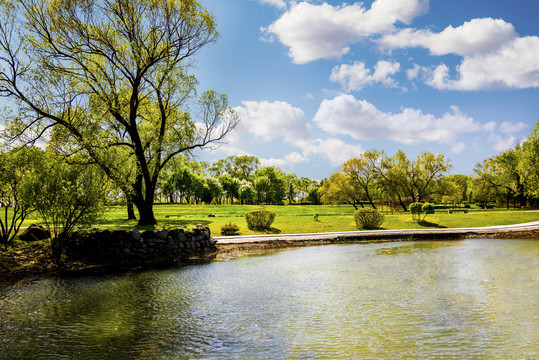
xmin=63 ymin=226 xmax=216 ymax=267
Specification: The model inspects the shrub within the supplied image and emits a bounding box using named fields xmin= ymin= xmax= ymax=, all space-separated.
xmin=221 ymin=222 xmax=240 ymax=236
xmin=422 ymin=203 xmax=435 ymax=216
xmin=409 ymin=202 xmax=423 ymax=220
xmin=354 ymin=208 xmax=385 ymax=230
xmin=410 ymin=202 xmax=434 ymax=221
xmin=245 ymin=210 xmax=276 ymax=230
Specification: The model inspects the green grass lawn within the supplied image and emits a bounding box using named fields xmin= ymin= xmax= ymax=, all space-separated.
xmin=16 ymin=203 xmax=539 ymax=237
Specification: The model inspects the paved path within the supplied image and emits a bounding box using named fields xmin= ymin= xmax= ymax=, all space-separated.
xmin=214 ymin=221 xmax=539 ymax=244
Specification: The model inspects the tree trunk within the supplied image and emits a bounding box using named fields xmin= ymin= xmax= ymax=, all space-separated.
xmin=136 ymin=200 xmax=157 ymax=225
xmin=396 ymin=194 xmax=407 ymax=212
xmin=365 ymin=191 xmax=376 ymax=209
xmin=132 ymin=176 xmax=157 ymax=225
xmin=127 ymin=199 xmax=137 ymax=220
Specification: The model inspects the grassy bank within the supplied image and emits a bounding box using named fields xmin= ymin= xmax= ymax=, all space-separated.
xmin=14 ymin=204 xmax=539 ymax=236
xmin=3 ymin=204 xmax=539 ymax=287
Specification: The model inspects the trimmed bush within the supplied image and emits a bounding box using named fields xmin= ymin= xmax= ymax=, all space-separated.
xmin=245 ymin=210 xmax=276 ymax=230
xmin=422 ymin=202 xmax=435 ymax=216
xmin=354 ymin=208 xmax=385 ymax=230
xmin=221 ymin=222 xmax=240 ymax=236
xmin=409 ymin=202 xmax=423 ymax=221
xmin=410 ymin=202 xmax=435 ymax=221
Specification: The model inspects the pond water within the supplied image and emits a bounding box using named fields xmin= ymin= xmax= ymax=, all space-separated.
xmin=1 ymin=239 xmax=538 ymax=359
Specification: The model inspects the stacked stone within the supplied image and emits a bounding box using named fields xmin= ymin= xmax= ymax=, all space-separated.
xmin=64 ymin=226 xmax=216 ymax=266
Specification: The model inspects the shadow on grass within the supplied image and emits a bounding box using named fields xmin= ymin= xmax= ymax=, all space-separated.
xmin=249 ymin=227 xmax=282 ymax=235
xmin=101 ymin=219 xmax=213 ymax=232
xmin=418 ymin=220 xmax=447 ymax=228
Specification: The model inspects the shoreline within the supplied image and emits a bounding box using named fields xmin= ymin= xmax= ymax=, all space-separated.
xmin=2 ymin=223 xmax=539 ymax=288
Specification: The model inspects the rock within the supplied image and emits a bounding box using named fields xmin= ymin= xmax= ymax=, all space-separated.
xmin=129 ymin=229 xmax=141 ymax=241
xmin=141 ymin=230 xmax=154 ymax=240
xmin=155 ymin=230 xmax=168 ymax=240
xmin=19 ymin=224 xmax=51 ymax=242
xmin=177 ymin=232 xmax=186 ymax=243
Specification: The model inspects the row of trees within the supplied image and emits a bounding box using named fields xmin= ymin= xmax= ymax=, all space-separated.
xmin=158 ymin=155 xmax=320 ymax=206
xmin=471 ymin=122 xmax=539 ymax=209
xmin=319 ymin=150 xmax=451 ymax=211
xmin=318 ymin=121 xmax=539 ymax=211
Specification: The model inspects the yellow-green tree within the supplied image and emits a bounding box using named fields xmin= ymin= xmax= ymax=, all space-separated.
xmin=0 ymin=0 xmax=238 ymax=225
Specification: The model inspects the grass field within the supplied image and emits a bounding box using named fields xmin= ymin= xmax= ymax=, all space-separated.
xmin=16 ymin=204 xmax=539 ymax=237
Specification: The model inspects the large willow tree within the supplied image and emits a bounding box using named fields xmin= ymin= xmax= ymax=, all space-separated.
xmin=0 ymin=0 xmax=238 ymax=224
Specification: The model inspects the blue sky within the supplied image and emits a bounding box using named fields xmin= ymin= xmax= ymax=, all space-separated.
xmin=193 ymin=0 xmax=539 ymax=180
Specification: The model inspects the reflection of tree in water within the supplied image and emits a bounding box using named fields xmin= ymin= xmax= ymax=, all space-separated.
xmin=0 ymin=269 xmax=202 ymax=359
xmin=375 ymin=240 xmax=463 ymax=256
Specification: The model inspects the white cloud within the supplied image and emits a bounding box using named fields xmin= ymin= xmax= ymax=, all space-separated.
xmin=379 ymin=17 xmax=539 ymax=90
xmin=233 ymin=100 xmax=311 ymax=144
xmin=425 ymin=36 xmax=539 ymax=90
xmin=261 ymin=151 xmax=309 ymax=169
xmin=406 ymin=64 xmax=422 ymax=80
xmin=379 ymin=18 xmax=518 ymax=56
xmin=257 ymin=0 xmax=287 ymax=10
xmin=313 ymin=94 xmax=491 ymax=151
xmin=330 ymin=60 xmax=401 ymax=91
xmin=263 ymin=0 xmax=428 ymax=64
xmin=500 ymin=121 xmax=527 ymax=134
xmin=490 ymin=134 xmax=518 ymax=152
xmin=302 ymin=138 xmax=364 ymax=166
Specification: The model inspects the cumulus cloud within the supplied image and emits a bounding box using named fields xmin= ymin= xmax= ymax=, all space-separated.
xmin=489 ymin=134 xmax=519 ymax=152
xmin=379 ymin=18 xmax=539 ymax=90
xmin=302 ymin=138 xmax=364 ymax=166
xmin=233 ymin=100 xmax=311 ymax=144
xmin=330 ymin=60 xmax=401 ymax=91
xmin=379 ymin=18 xmax=518 ymax=56
xmin=261 ymin=152 xmax=309 ymax=169
xmin=312 ymin=94 xmax=496 ymax=152
xmin=263 ymin=0 xmax=428 ymax=63
xmin=500 ymin=121 xmax=527 ymax=134
xmin=425 ymin=36 xmax=539 ymax=90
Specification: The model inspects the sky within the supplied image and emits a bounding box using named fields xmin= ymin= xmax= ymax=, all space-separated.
xmin=193 ymin=0 xmax=539 ymax=180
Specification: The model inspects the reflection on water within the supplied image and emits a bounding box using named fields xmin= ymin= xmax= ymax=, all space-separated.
xmin=1 ymin=239 xmax=538 ymax=359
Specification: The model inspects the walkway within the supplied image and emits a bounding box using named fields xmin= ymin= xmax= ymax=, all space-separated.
xmin=214 ymin=221 xmax=539 ymax=245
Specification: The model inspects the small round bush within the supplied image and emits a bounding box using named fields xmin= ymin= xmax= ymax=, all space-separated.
xmin=221 ymin=222 xmax=240 ymax=236
xmin=354 ymin=208 xmax=385 ymax=230
xmin=245 ymin=210 xmax=276 ymax=230
xmin=409 ymin=202 xmax=423 ymax=220
xmin=422 ymin=202 xmax=434 ymax=215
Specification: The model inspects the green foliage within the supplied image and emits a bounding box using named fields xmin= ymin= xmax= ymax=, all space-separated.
xmin=0 ymin=147 xmax=44 ymax=249
xmin=238 ymin=180 xmax=256 ymax=204
xmin=409 ymin=202 xmax=423 ymax=221
xmin=0 ymin=0 xmax=238 ymax=225
xmin=422 ymin=203 xmax=435 ymax=216
xmin=221 ymin=222 xmax=240 ymax=236
xmin=353 ymin=208 xmax=385 ymax=230
xmin=307 ymin=186 xmax=321 ymax=205
xmin=410 ymin=202 xmax=434 ymax=221
xmin=26 ymin=156 xmax=107 ymax=262
xmin=253 ymin=167 xmax=286 ymax=205
xmin=245 ymin=210 xmax=276 ymax=230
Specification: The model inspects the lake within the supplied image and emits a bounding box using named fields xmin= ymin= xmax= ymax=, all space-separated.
xmin=1 ymin=239 xmax=538 ymax=359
